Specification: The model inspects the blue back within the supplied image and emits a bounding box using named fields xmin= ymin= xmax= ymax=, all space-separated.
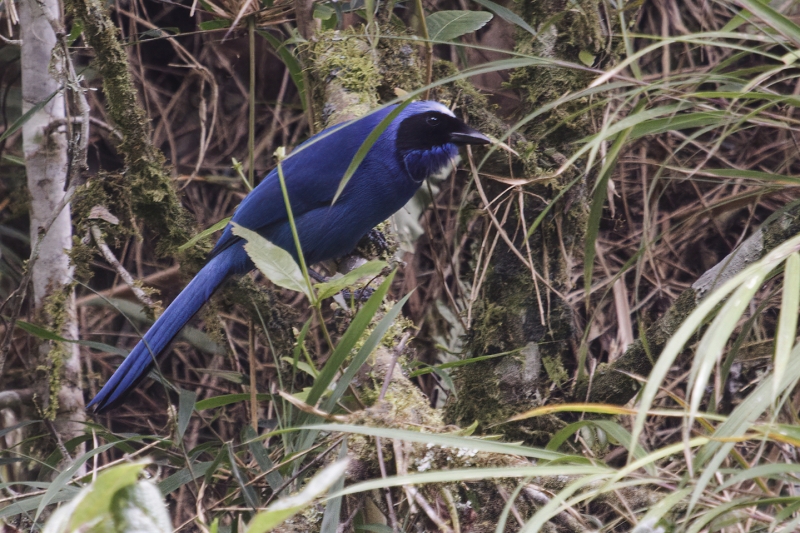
xmin=213 ymin=102 xmax=458 ymax=269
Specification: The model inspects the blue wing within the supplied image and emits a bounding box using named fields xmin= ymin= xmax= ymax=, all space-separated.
xmin=210 ymin=106 xmax=398 ymax=265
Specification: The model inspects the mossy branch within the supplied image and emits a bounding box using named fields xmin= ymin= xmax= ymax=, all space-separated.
xmin=65 ymin=0 xmax=192 ymax=255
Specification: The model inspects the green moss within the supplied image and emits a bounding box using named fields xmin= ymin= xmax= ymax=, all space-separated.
xmin=34 ymin=285 xmax=77 ymax=420
xmin=376 ymin=34 xmax=423 ymax=100
xmin=63 ymin=3 xmax=194 ymax=257
xmin=306 ymin=30 xmax=382 ymax=127
xmin=508 ymin=0 xmax=613 ymax=145
xmin=68 ymin=237 xmax=95 ymax=284
xmin=541 ymin=355 xmax=568 ymax=388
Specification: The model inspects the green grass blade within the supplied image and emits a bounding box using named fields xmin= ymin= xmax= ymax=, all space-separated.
xmin=630 ymin=232 xmax=800 ymax=458
xmin=258 ymin=31 xmax=306 ymax=112
xmin=583 ymin=100 xmax=642 ymax=316
xmin=0 ymin=88 xmax=60 ymax=144
xmin=736 ymin=0 xmax=800 ymax=48
xmin=469 ymin=0 xmax=536 ymax=36
xmin=304 ymin=423 xmax=571 ymax=461
xmin=304 ymin=270 xmax=396 ymax=409
xmin=35 ymin=442 xmax=117 ymax=523
xmin=178 ymin=217 xmax=231 ymax=252
xmin=774 ymin=252 xmax=799 ymax=398
xmin=321 ymin=290 xmax=413 ymax=414
xmin=332 ymin=101 xmax=411 ymax=205
xmin=227 ymin=442 xmax=260 ymax=510
xmin=687 ymin=267 xmax=766 ymax=424
xmin=177 ymin=389 xmax=196 ymax=441
xmin=330 ymin=466 xmax=610 ymax=499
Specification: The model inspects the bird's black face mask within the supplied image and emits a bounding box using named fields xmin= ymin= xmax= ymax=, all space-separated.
xmin=395 ymin=111 xmax=490 ymax=154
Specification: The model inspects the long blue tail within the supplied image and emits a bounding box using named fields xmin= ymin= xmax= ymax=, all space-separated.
xmin=88 ymin=249 xmax=237 ymax=413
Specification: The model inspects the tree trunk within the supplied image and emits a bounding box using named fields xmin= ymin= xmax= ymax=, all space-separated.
xmin=20 ymin=0 xmax=86 ymax=455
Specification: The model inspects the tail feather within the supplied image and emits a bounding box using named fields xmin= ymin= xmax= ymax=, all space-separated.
xmin=88 ymin=250 xmax=235 ymax=413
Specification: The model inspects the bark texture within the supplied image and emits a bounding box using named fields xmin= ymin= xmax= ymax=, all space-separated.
xmin=20 ymin=0 xmax=85 ymax=448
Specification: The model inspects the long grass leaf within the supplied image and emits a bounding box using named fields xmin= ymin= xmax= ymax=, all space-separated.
xmin=178 ymin=217 xmax=231 ymax=252
xmin=304 ymin=270 xmax=396 ymax=408
xmin=35 ymin=443 xmax=117 ymax=523
xmin=687 ymin=267 xmax=766 ymax=424
xmin=0 ymin=88 xmax=60 ymax=144
xmin=691 ymin=340 xmax=800 ymax=510
xmin=469 ymin=0 xmax=536 ymax=36
xmin=773 ymin=252 xmax=799 ymax=398
xmin=303 ymin=423 xmax=570 ymax=461
xmin=735 ymin=0 xmax=800 ymax=48
xmin=227 ymin=442 xmax=260 ymax=509
xmin=321 ymin=290 xmax=413 ymax=414
xmin=332 ymin=101 xmax=411 ymax=205
xmin=630 ymin=232 xmax=800 ymax=458
xmin=330 ymin=466 xmax=610 ymax=499
xmin=319 ymin=442 xmax=348 ymax=533
xmin=177 ymin=389 xmax=197 ymax=441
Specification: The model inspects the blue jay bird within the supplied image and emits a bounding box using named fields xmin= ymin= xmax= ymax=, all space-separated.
xmin=88 ymin=101 xmax=490 ymax=413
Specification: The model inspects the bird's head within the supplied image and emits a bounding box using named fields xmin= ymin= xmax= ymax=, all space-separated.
xmin=393 ymin=101 xmax=490 ymax=182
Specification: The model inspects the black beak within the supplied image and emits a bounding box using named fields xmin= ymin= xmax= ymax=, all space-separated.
xmin=449 ymin=126 xmax=491 ymax=146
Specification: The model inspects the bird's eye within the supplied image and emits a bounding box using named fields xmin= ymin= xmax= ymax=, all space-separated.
xmin=426 ymin=115 xmax=441 ymax=127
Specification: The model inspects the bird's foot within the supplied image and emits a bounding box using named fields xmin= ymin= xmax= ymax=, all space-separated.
xmin=364 ymin=228 xmax=390 ymax=253
xmin=355 ymin=227 xmax=394 ymax=259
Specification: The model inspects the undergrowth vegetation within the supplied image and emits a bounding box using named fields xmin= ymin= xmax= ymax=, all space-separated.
xmin=2 ymin=0 xmax=800 ymax=531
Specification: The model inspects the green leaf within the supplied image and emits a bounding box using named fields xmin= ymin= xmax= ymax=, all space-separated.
xmin=425 ymin=10 xmax=493 ymax=42
xmin=178 ymin=217 xmax=231 ymax=252
xmin=736 ymin=0 xmax=800 ymax=48
xmin=194 ymin=368 xmax=247 ymax=384
xmin=2 ymin=154 xmax=25 ymax=166
xmin=314 ymin=260 xmax=387 ymax=300
xmin=35 ymin=442 xmax=118 ymax=523
xmin=66 ymin=20 xmax=83 ymax=47
xmin=320 ymin=443 xmax=348 ymax=533
xmin=0 ymin=88 xmax=60 ymax=145
xmin=244 ymin=426 xmax=284 ymax=492
xmin=304 ymin=271 xmax=396 ymax=409
xmin=687 ymin=268 xmax=766 ymax=422
xmin=196 ymin=393 xmax=273 ymax=410
xmin=281 ymin=356 xmax=319 ymax=378
xmin=314 ymin=3 xmax=336 ymax=20
xmin=321 ymin=290 xmax=413 ymax=414
xmin=469 ymin=0 xmax=535 ymax=36
xmin=228 ymin=442 xmax=260 ymax=509
xmin=258 ymin=31 xmax=307 ymax=112
xmin=774 ymin=252 xmax=800 ymax=398
xmin=199 ymin=18 xmax=232 ymax=31
xmin=233 ymin=223 xmax=311 ymax=299
xmin=15 ymin=320 xmax=127 ymax=355
xmin=581 ymin=99 xmax=643 ymax=355
xmin=717 ymin=463 xmax=800 ymax=492
xmin=578 ymin=50 xmax=595 ymax=66
xmin=157 ymin=461 xmax=214 ymax=495
xmin=110 ymin=481 xmax=171 ymax=533
xmin=245 ymin=460 xmax=349 ymax=533
xmin=333 ymin=102 xmax=412 ymax=205
xmin=304 ymin=424 xmax=569 ymax=461
xmin=332 ymin=465 xmax=610 ymax=500
xmin=177 ymin=388 xmax=196 ymax=440
xmin=65 ymin=461 xmax=148 ymax=531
